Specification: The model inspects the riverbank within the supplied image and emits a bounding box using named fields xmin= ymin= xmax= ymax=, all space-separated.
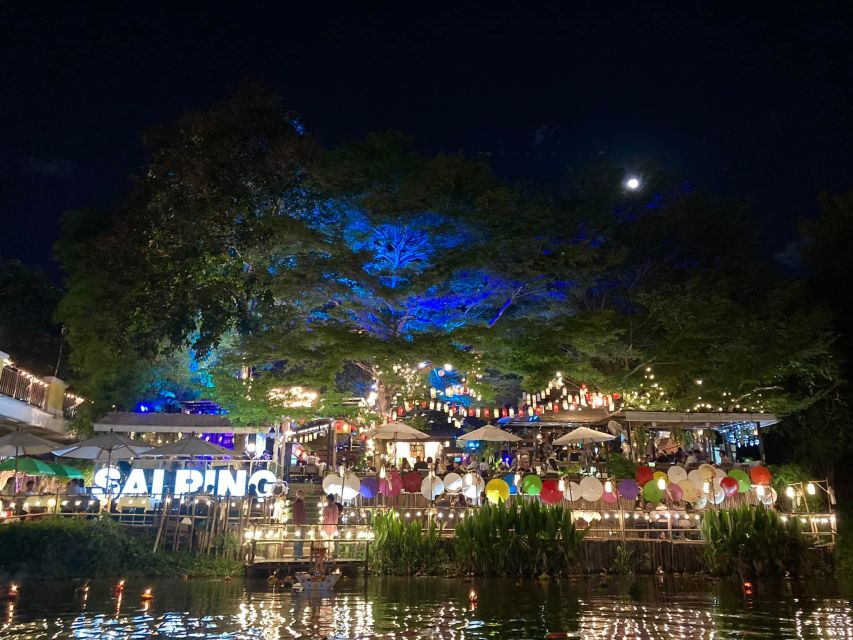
xmin=0 ymin=518 xmax=241 ymax=580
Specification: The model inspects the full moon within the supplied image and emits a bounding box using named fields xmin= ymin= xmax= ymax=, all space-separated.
xmin=625 ymin=177 xmax=641 ymax=190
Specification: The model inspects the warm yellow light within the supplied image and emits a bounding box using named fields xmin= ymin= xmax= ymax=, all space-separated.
xmin=785 ymin=486 xmax=796 ymax=498
xmin=604 ymin=480 xmax=613 ymax=494
xmin=806 ymin=483 xmax=816 ymax=495
xmin=558 ymin=478 xmax=566 ymax=492
xmin=755 ymin=485 xmax=766 ymax=497
xmin=657 ymin=478 xmax=666 ymax=490
xmin=379 ymin=467 xmax=386 ymax=479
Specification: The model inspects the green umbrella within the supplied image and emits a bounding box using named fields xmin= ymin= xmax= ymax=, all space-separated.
xmin=48 ymin=463 xmax=83 ymax=480
xmin=0 ymin=458 xmax=55 ymax=476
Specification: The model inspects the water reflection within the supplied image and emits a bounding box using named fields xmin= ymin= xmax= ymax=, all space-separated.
xmin=0 ymin=577 xmax=849 ymax=639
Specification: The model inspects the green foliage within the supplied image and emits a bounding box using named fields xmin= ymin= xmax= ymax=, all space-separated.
xmin=604 ymin=452 xmax=636 ymax=479
xmin=700 ymin=506 xmax=807 ymax=578
xmin=0 ymin=260 xmax=66 ymax=375
xmin=612 ymin=544 xmax=634 ymax=575
xmin=453 ymin=500 xmax=586 ymax=577
xmin=0 ymin=518 xmax=240 ymax=579
xmin=770 ymin=463 xmax=828 ymax=513
xmin=371 ymin=511 xmax=448 ymax=575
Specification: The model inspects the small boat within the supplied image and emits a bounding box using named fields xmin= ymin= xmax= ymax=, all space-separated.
xmin=294 ymin=571 xmax=341 ymax=592
xmin=294 ymin=543 xmax=340 ymax=591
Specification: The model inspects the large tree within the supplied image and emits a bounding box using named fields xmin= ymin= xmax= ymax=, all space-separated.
xmin=0 ymin=260 xmax=66 ymax=376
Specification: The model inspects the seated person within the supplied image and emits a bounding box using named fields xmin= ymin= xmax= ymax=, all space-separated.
xmin=413 ymin=456 xmax=428 ymax=471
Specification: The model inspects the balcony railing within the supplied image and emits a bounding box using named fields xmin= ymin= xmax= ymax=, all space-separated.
xmin=0 ymin=364 xmax=49 ymax=411
xmin=0 ymin=360 xmax=84 ymax=419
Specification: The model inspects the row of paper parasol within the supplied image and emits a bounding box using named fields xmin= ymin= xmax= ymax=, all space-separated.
xmin=318 ymin=462 xmax=775 ymax=508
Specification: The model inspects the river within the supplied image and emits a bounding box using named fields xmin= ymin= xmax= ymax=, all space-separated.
xmin=0 ymin=576 xmax=850 ymax=638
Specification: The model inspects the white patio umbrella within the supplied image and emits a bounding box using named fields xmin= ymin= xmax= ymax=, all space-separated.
xmin=457 ymin=426 xmax=522 ymax=442
xmin=553 ymin=427 xmax=616 ymax=445
xmin=140 ymin=434 xmax=234 ymax=459
xmin=53 ymin=432 xmax=152 ymax=507
xmin=365 ymin=422 xmax=429 ymax=469
xmin=52 ymin=432 xmax=152 ymax=461
xmin=366 ymin=422 xmax=430 ymax=441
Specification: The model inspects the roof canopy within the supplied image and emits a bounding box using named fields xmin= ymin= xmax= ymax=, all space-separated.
xmin=95 ymin=412 xmax=266 ymax=434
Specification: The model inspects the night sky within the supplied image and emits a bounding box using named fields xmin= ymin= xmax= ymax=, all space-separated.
xmin=2 ymin=2 xmax=851 ymax=280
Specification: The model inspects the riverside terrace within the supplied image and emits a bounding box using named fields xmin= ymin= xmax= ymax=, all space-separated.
xmin=0 ymin=459 xmax=836 ymax=577
xmin=0 ymin=409 xmax=836 ymax=575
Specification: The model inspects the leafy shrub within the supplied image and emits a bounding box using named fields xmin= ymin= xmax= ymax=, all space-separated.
xmin=701 ymin=506 xmax=807 ymax=578
xmin=453 ymin=500 xmax=585 ymax=577
xmin=604 ymin=452 xmax=636 ymax=479
xmin=0 ymin=518 xmax=240 ymax=579
xmin=371 ymin=511 xmax=448 ymax=575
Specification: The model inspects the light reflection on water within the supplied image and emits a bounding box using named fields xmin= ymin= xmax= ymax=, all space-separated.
xmin=0 ymin=577 xmax=850 ymax=639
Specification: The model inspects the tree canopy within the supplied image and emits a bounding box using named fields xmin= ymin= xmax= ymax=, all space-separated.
xmin=55 ymin=87 xmax=841 ymax=431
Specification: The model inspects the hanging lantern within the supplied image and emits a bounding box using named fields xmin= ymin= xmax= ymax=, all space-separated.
xmin=508 ymin=407 xmax=515 ymax=418
xmin=608 ymin=395 xmax=615 ymax=411
xmin=562 ymin=400 xmax=569 ymax=410
xmin=484 ymin=408 xmax=491 ymax=418
xmin=553 ymin=402 xmax=560 ymax=412
xmin=421 ymin=400 xmax=427 ymax=409
xmin=475 ymin=407 xmax=481 ymax=418
xmin=535 ymin=406 xmax=543 ymax=416
xmin=527 ymin=406 xmax=534 ymax=417
xmin=468 ymin=408 xmax=475 ymax=417
xmin=430 ymin=388 xmax=436 ymax=399
xmin=562 ymin=387 xmax=568 ymax=397
xmin=502 ymin=408 xmax=508 ymax=418
xmin=397 ymin=406 xmax=404 ymax=417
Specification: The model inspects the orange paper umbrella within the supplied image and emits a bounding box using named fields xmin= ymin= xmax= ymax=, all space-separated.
xmin=750 ymin=465 xmax=772 ymax=486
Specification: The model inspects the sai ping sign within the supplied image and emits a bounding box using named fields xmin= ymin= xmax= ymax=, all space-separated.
xmin=93 ymin=467 xmax=278 ymax=498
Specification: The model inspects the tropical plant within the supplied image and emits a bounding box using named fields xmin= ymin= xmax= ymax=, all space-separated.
xmin=700 ymin=506 xmax=807 ymax=578
xmin=370 ymin=511 xmax=448 ymax=575
xmin=453 ymin=500 xmax=586 ymax=577
xmin=612 ymin=544 xmax=634 ymax=575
